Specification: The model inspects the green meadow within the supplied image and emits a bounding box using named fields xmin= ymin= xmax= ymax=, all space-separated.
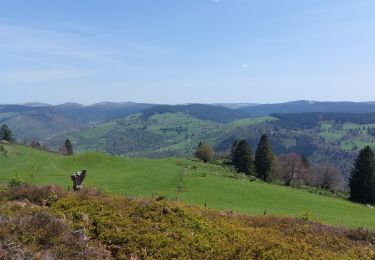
xmin=1 ymin=144 xmax=375 ymax=229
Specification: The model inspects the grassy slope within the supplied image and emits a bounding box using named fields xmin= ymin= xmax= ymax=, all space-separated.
xmin=1 ymin=144 xmax=375 ymax=229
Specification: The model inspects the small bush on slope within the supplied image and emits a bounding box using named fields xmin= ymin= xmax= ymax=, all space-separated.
xmin=1 ymin=185 xmax=375 ymax=259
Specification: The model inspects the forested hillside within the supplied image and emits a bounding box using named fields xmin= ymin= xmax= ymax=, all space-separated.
xmin=3 ymin=102 xmax=375 ymax=178
xmin=47 ymin=110 xmax=375 ymax=177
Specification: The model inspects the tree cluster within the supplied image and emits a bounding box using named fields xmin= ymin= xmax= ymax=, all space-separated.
xmin=231 ymin=134 xmax=274 ymax=182
xmin=308 ymin=164 xmax=343 ymax=191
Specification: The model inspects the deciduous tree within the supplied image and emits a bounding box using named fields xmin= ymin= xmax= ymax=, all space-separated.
xmin=274 ymin=153 xmax=307 ymax=186
xmin=195 ymin=143 xmax=214 ymax=163
xmin=309 ymin=163 xmax=343 ymax=191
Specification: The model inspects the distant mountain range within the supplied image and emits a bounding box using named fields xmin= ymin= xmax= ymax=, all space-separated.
xmin=2 ymin=99 xmax=375 ymax=141
xmin=0 ymin=102 xmax=153 ymax=139
xmin=3 ymin=100 xmax=375 ymax=176
xmin=238 ymin=100 xmax=375 ymax=116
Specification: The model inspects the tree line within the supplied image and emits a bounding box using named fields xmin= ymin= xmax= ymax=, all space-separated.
xmin=196 ymin=134 xmax=375 ymax=205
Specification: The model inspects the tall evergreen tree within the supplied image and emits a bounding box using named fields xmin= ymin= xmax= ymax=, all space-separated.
xmin=255 ymin=134 xmax=274 ymax=182
xmin=230 ymin=139 xmax=240 ymax=164
xmin=349 ymin=146 xmax=375 ymax=204
xmin=232 ymin=139 xmax=254 ymax=175
xmin=64 ymin=139 xmax=74 ymax=155
xmin=0 ymin=124 xmax=13 ymax=142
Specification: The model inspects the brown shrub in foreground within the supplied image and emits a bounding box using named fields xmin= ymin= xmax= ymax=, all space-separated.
xmin=1 ymin=185 xmax=374 ymax=259
xmin=49 ymin=192 xmax=375 ymax=259
xmin=0 ymin=211 xmax=111 ymax=259
xmin=7 ymin=184 xmax=66 ymax=206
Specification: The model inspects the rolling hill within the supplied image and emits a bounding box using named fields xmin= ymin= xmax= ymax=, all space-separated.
xmin=0 ymin=102 xmax=154 ymax=140
xmin=48 ymin=109 xmax=375 ymax=177
xmin=4 ymin=100 xmax=375 ymax=141
xmin=1 ymin=143 xmax=375 ymax=229
xmin=3 ymin=101 xmax=375 ymax=178
xmin=239 ymin=100 xmax=375 ymax=116
xmin=141 ymin=104 xmax=251 ymax=123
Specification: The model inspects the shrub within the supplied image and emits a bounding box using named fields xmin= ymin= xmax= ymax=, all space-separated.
xmin=0 ymin=211 xmax=110 ymax=259
xmin=7 ymin=185 xmax=66 ymax=205
xmin=8 ymin=174 xmax=24 ymax=187
xmin=299 ymin=211 xmax=316 ymax=222
xmin=195 ymin=143 xmax=214 ymax=163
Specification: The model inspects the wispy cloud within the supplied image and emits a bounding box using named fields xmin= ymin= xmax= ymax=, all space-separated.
xmin=0 ymin=68 xmax=93 ymax=83
xmin=240 ymin=63 xmax=249 ymax=67
xmin=0 ymin=22 xmax=171 ymax=86
xmin=0 ymin=22 xmax=169 ymax=71
xmin=0 ymin=23 xmax=123 ymax=63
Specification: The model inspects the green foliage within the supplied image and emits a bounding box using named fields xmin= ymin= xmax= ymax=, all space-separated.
xmin=255 ymin=134 xmax=274 ymax=182
xmin=0 ymin=124 xmax=13 ymax=142
xmin=64 ymin=138 xmax=73 ymax=155
xmin=194 ymin=143 xmax=214 ymax=163
xmin=0 ymin=144 xmax=8 ymax=157
xmin=299 ymin=211 xmax=316 ymax=222
xmin=231 ymin=139 xmax=254 ymax=175
xmin=349 ymin=146 xmax=375 ymax=204
xmin=8 ymin=173 xmax=24 ymax=187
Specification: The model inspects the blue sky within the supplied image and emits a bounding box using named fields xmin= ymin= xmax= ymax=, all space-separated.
xmin=0 ymin=0 xmax=374 ymax=104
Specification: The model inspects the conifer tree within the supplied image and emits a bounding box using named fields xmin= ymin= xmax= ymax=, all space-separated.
xmin=349 ymin=146 xmax=375 ymax=204
xmin=255 ymin=134 xmax=274 ymax=182
xmin=232 ymin=139 xmax=254 ymax=175
xmin=64 ymin=139 xmax=74 ymax=155
xmin=0 ymin=124 xmax=13 ymax=142
xmin=230 ymin=139 xmax=240 ymax=164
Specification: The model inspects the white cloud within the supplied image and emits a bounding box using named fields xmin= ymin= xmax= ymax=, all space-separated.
xmin=240 ymin=63 xmax=249 ymax=67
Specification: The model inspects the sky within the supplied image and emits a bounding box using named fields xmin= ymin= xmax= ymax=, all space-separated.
xmin=0 ymin=0 xmax=375 ymax=105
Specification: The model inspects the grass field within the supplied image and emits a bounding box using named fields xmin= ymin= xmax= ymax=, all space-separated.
xmin=1 ymin=144 xmax=375 ymax=229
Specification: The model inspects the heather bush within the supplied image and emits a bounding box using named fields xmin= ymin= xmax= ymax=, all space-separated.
xmin=1 ymin=185 xmax=374 ymax=259
xmin=7 ymin=184 xmax=66 ymax=205
xmin=49 ymin=191 xmax=375 ymax=259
